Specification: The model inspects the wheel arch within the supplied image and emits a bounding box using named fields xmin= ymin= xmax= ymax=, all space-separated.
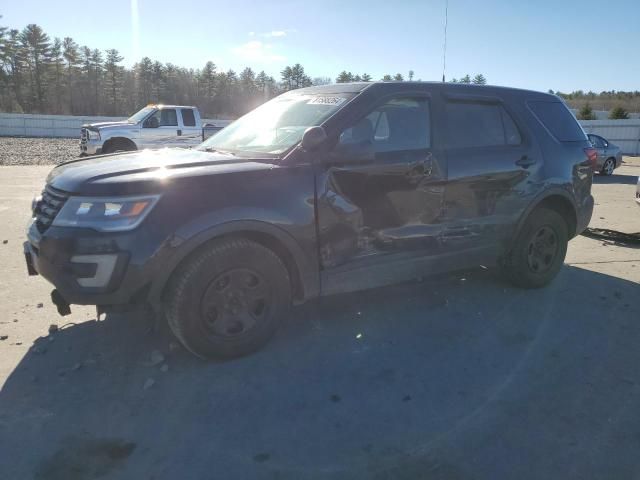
xmin=513 ymin=189 xmax=578 ymax=241
xmin=103 ymin=136 xmax=138 ymax=152
xmin=150 ymin=220 xmax=318 ymax=307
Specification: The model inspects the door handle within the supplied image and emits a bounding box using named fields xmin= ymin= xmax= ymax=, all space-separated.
xmin=177 ymin=129 xmax=182 ymax=136
xmin=515 ymin=155 xmax=535 ymax=168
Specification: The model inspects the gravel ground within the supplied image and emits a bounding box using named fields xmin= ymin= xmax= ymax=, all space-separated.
xmin=0 ymin=137 xmax=79 ymax=166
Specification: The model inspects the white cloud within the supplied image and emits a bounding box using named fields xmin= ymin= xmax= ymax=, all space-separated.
xmin=266 ymin=30 xmax=287 ymax=37
xmin=231 ymin=41 xmax=285 ymax=63
xmin=248 ymin=31 xmax=255 ymax=37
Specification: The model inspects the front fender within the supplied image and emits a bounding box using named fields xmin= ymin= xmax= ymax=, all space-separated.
xmin=148 ymin=215 xmax=319 ymax=305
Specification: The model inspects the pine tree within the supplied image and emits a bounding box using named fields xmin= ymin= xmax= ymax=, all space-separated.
xmin=62 ymin=37 xmax=80 ymax=113
xmin=472 ymin=74 xmax=486 ymax=85
xmin=290 ymin=63 xmax=311 ymax=88
xmin=361 ymin=73 xmax=372 ymax=82
xmin=135 ymin=57 xmax=154 ymax=106
xmin=200 ymin=61 xmax=216 ymax=99
xmin=280 ymin=66 xmax=293 ymax=91
xmin=608 ymin=106 xmax=629 ymax=119
xmin=3 ymin=29 xmax=26 ymax=111
xmin=103 ymin=49 xmax=124 ymax=115
xmin=577 ymin=103 xmax=595 ymax=120
xmin=19 ymin=24 xmax=51 ymax=111
xmin=48 ymin=38 xmax=64 ymax=112
xmin=90 ymin=49 xmax=103 ymax=113
xmin=382 ymin=74 xmax=392 ymax=81
xmin=459 ymin=74 xmax=471 ymax=84
xmin=408 ymin=70 xmax=415 ymax=81
xmin=336 ymin=71 xmax=353 ymax=83
xmin=393 ymin=73 xmax=404 ymax=81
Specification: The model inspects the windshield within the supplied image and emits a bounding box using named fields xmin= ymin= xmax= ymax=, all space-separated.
xmin=127 ymin=107 xmax=156 ymax=124
xmin=198 ymin=92 xmax=353 ymax=155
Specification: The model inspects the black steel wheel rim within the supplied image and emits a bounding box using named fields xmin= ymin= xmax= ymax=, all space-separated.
xmin=526 ymin=225 xmax=559 ymax=274
xmin=200 ymin=268 xmax=271 ymax=338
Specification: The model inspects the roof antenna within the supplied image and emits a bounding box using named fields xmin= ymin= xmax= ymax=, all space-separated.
xmin=442 ymin=0 xmax=448 ymax=82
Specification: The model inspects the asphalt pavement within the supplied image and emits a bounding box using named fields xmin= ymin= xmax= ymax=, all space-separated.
xmin=0 ymin=159 xmax=639 ymax=480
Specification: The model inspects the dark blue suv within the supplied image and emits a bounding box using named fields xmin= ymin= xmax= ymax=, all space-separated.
xmin=25 ymin=82 xmax=595 ymax=358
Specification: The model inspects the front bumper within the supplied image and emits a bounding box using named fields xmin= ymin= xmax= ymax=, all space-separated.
xmin=24 ymin=219 xmax=163 ymax=307
xmin=79 ymin=138 xmax=102 ymax=156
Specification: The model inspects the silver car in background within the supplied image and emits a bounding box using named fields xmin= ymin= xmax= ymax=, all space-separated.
xmin=587 ymin=133 xmax=623 ymax=176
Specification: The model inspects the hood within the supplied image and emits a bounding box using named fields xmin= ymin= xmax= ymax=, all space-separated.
xmin=47 ymin=148 xmax=277 ymax=195
xmin=83 ymin=121 xmax=131 ymax=130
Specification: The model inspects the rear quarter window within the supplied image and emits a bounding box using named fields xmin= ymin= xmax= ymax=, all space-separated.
xmin=528 ymin=101 xmax=586 ymax=142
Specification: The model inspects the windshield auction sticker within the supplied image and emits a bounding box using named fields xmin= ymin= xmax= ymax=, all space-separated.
xmin=308 ymin=96 xmax=347 ymax=106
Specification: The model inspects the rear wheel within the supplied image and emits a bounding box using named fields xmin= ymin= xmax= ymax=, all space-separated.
xmin=601 ymin=158 xmax=615 ymax=176
xmin=165 ymin=238 xmax=291 ymax=359
xmin=502 ymin=207 xmax=568 ymax=288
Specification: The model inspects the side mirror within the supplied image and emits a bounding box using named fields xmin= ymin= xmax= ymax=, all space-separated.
xmin=301 ymin=126 xmax=327 ymax=151
xmin=144 ymin=117 xmax=159 ymax=128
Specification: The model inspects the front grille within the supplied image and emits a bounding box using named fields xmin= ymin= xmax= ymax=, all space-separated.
xmin=35 ymin=185 xmax=69 ymax=233
xmin=80 ymin=128 xmax=88 ymax=144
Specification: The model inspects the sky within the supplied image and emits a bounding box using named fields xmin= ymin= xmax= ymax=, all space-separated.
xmin=2 ymin=0 xmax=639 ymax=92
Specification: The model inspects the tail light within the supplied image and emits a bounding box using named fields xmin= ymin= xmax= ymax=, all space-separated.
xmin=584 ymin=147 xmax=598 ymax=170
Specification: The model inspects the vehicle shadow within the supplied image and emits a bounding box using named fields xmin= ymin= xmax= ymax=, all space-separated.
xmin=1 ymin=266 xmax=640 ymax=480
xmin=593 ymin=173 xmax=638 ymax=185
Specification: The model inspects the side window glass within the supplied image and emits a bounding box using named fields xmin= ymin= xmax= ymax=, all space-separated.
xmin=501 ymin=108 xmax=522 ymax=145
xmin=339 ymin=97 xmax=430 ymax=153
xmin=159 ymin=109 xmax=178 ymax=127
xmin=181 ymin=109 xmax=196 ymax=127
xmin=445 ymin=102 xmax=521 ymax=148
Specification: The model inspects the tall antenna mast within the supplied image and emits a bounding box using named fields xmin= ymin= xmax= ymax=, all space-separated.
xmin=442 ymin=0 xmax=449 ymax=82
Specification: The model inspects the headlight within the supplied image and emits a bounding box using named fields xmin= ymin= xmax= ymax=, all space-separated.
xmin=52 ymin=195 xmax=160 ymax=232
xmin=87 ymin=130 xmax=100 ymax=140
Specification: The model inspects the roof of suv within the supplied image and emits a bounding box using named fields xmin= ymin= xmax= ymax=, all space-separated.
xmin=295 ymin=81 xmax=557 ymax=101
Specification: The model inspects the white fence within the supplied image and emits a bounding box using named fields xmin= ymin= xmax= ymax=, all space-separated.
xmin=1 ymin=113 xmax=639 ymax=155
xmin=579 ymin=119 xmax=640 ymax=155
xmin=0 ymin=113 xmax=231 ymax=138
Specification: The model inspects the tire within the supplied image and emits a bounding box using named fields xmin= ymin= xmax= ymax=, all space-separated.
xmin=164 ymin=238 xmax=291 ymax=359
xmin=102 ymin=139 xmax=136 ymax=155
xmin=600 ymin=158 xmax=615 ymax=176
xmin=502 ymin=207 xmax=568 ymax=289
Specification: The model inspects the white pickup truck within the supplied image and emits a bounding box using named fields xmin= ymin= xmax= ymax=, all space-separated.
xmin=79 ymin=105 xmax=224 ymax=155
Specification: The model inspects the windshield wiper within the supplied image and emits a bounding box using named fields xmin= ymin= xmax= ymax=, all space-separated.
xmin=203 ymin=147 xmax=236 ymax=155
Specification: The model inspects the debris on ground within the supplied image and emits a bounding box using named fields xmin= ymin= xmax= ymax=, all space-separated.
xmin=36 ymin=303 xmax=43 ymax=308
xmin=2 ymin=240 xmax=7 ymax=244
xmin=582 ymin=227 xmax=640 ymax=246
xmin=0 ymin=335 xmax=8 ymax=341
xmin=160 ymin=364 xmax=169 ymax=373
xmin=143 ymin=378 xmax=155 ymax=390
xmin=48 ymin=324 xmax=58 ymax=334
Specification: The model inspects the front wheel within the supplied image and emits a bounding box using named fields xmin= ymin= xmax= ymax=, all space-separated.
xmin=600 ymin=158 xmax=615 ymax=176
xmin=165 ymin=238 xmax=291 ymax=359
xmin=502 ymin=208 xmax=568 ymax=289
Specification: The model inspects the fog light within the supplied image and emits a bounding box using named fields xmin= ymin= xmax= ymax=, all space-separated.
xmin=71 ymin=254 xmax=118 ymax=288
